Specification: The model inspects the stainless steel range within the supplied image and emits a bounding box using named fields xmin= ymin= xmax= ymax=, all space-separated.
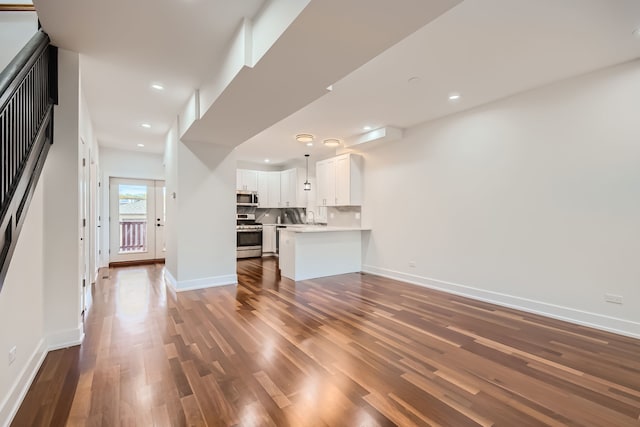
xmin=236 ymin=213 xmax=262 ymax=258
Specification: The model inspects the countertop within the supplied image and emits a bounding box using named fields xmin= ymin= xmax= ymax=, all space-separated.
xmin=279 ymin=225 xmax=370 ymax=233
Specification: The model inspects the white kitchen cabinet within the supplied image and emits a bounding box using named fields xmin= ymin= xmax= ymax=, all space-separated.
xmin=316 ymin=157 xmax=336 ymax=207
xmin=236 ymin=169 xmax=258 ymax=192
xmin=238 ymin=168 xmax=307 ymax=207
xmin=280 ymin=169 xmax=295 ymax=207
xmin=257 ymin=171 xmax=269 ymax=207
xmin=316 ymin=153 xmax=362 ymax=206
xmin=257 ymin=171 xmax=282 ymax=208
xmin=281 ymin=168 xmax=307 ymax=208
xmin=262 ymin=225 xmax=276 ymax=253
xmin=268 ymin=171 xmax=282 ymax=208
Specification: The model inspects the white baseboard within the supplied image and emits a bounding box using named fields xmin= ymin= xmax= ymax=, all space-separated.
xmin=0 ymin=338 xmax=47 ymax=427
xmin=47 ymin=327 xmax=84 ymax=351
xmin=0 ymin=325 xmax=85 ymax=427
xmin=362 ymin=265 xmax=640 ymax=339
xmin=164 ymin=269 xmax=237 ymax=292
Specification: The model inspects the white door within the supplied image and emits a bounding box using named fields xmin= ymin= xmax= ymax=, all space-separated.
xmin=109 ymin=178 xmax=166 ymax=263
xmin=154 ymin=184 xmax=166 ymax=258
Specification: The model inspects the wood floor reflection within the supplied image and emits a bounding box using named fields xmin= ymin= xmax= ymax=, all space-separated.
xmin=13 ymin=258 xmax=640 ymax=426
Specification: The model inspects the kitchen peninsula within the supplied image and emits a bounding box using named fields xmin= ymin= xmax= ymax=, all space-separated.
xmin=279 ymin=226 xmax=370 ymax=281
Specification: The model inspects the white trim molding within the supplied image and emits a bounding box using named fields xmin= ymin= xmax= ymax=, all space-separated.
xmin=47 ymin=327 xmax=84 ymax=351
xmin=0 ymin=338 xmax=47 ymax=427
xmin=363 ymin=265 xmax=640 ymax=339
xmin=164 ymin=269 xmax=237 ymax=292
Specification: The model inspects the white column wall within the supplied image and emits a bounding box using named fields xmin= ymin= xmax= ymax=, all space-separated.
xmin=174 ymin=141 xmax=237 ymax=288
xmin=361 ymin=60 xmax=640 ymax=338
xmin=163 ymin=128 xmax=237 ymax=291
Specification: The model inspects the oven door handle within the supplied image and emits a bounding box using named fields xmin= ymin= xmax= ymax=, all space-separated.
xmin=237 ymin=229 xmax=263 ymax=232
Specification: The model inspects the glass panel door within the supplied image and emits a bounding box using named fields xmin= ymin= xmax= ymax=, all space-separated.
xmin=109 ymin=178 xmax=161 ymax=263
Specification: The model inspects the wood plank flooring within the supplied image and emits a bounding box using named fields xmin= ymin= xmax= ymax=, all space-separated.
xmin=12 ymin=258 xmax=640 ymax=426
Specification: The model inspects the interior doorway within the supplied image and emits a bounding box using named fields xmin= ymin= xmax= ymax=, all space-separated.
xmin=109 ymin=178 xmax=166 ymax=264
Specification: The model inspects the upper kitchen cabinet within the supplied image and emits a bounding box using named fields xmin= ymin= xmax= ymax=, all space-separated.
xmin=237 ymin=169 xmax=258 ymax=192
xmin=257 ymin=171 xmax=281 ymax=208
xmin=316 ymin=153 xmax=362 ymax=206
xmin=281 ymin=168 xmax=308 ymax=208
xmin=316 ymin=157 xmax=336 ymax=207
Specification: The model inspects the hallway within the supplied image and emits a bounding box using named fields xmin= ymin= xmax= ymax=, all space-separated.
xmin=12 ymin=260 xmax=640 ymax=426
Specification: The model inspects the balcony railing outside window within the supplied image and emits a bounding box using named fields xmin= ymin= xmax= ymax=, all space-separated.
xmin=119 ymin=220 xmax=147 ymax=253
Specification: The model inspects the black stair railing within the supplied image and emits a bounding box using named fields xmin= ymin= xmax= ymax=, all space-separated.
xmin=0 ymin=30 xmax=57 ymax=291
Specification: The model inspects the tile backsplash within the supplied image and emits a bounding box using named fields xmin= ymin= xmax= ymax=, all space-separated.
xmin=326 ymin=206 xmax=361 ymax=227
xmin=255 ymin=208 xmax=306 ymax=224
xmin=247 ymin=206 xmax=361 ymax=227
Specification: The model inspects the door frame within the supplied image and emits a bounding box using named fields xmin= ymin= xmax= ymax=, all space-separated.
xmin=108 ymin=178 xmax=166 ymax=264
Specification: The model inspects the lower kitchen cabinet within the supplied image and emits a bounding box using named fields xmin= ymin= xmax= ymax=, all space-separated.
xmin=262 ymin=225 xmax=277 ymax=254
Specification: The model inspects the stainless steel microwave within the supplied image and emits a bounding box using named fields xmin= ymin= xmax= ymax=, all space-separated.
xmin=237 ymin=191 xmax=258 ymax=206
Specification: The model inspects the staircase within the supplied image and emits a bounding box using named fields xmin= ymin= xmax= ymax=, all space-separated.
xmin=0 ymin=29 xmax=57 ymax=291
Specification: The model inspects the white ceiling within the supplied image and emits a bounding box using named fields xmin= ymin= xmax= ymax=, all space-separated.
xmin=32 ymin=0 xmax=640 ymax=163
xmin=235 ymin=0 xmax=640 ymax=165
xmin=34 ymin=0 xmax=267 ymax=153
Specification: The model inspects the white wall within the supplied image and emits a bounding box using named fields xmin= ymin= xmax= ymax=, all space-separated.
xmin=99 ymin=146 xmax=165 ymax=181
xmin=0 ymin=181 xmax=46 ymax=426
xmin=164 ymin=121 xmax=179 ymax=277
xmin=42 ymin=48 xmax=83 ymax=347
xmin=0 ymin=43 xmax=102 ymax=426
xmin=98 ymin=147 xmax=165 ymax=267
xmin=0 ymin=11 xmax=37 ymax=71
xmin=362 ymin=59 xmax=640 ymax=338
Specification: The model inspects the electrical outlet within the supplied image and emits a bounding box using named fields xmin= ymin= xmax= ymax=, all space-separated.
xmin=355 ymin=212 xmax=361 ymax=220
xmin=604 ymin=293 xmax=623 ymax=304
xmin=408 ymin=261 xmax=416 ymax=268
xmin=8 ymin=346 xmax=16 ymax=365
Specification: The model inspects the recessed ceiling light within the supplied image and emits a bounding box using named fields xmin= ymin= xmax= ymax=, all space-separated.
xmin=448 ymin=93 xmax=461 ymax=101
xmin=323 ymin=138 xmax=341 ymax=147
xmin=363 ymin=126 xmax=372 ymax=131
xmin=141 ymin=123 xmax=151 ymax=128
xmin=296 ymin=133 xmax=314 ymax=143
xmin=306 ymin=142 xmax=313 ymax=147
xmin=137 ymin=143 xmax=145 ymax=147
xmin=264 ymin=158 xmax=270 ymax=163
xmin=151 ymin=83 xmax=164 ymax=90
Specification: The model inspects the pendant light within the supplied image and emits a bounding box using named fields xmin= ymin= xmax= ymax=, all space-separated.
xmin=303 ymin=154 xmax=311 ymax=191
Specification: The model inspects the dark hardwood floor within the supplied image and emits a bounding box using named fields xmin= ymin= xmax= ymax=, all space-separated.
xmin=12 ymin=258 xmax=640 ymax=426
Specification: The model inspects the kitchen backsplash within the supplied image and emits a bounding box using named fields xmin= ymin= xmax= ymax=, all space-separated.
xmin=255 ymin=208 xmax=306 ymax=224
xmin=246 ymin=206 xmax=361 ymax=226
xmin=326 ymin=206 xmax=361 ymax=227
